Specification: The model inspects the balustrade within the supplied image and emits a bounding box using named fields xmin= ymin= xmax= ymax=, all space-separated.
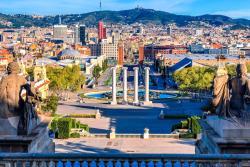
xmin=0 ymin=153 xmax=249 ymax=167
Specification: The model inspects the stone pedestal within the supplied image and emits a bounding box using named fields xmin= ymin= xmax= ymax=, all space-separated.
xmin=133 ymin=67 xmax=139 ymax=105
xmin=111 ymin=67 xmax=117 ymax=105
xmin=207 ymin=116 xmax=250 ymax=138
xmin=142 ymin=101 xmax=153 ymax=106
xmin=0 ymin=117 xmax=20 ymax=136
xmin=196 ymin=116 xmax=250 ymax=154
xmin=123 ymin=67 xmax=128 ymax=104
xmin=95 ymin=110 xmax=101 ymax=119
xmin=109 ymin=128 xmax=116 ymax=139
xmin=143 ymin=128 xmax=150 ymax=139
xmin=0 ymin=116 xmax=54 ymax=153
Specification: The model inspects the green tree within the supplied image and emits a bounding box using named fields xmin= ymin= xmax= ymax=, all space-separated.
xmin=42 ymin=95 xmax=59 ymax=116
xmin=46 ymin=65 xmax=85 ymax=92
xmin=225 ymin=65 xmax=236 ymax=78
xmin=26 ymin=67 xmax=34 ymax=80
xmin=102 ymin=59 xmax=108 ymax=71
xmin=93 ymin=65 xmax=102 ymax=79
xmin=173 ymin=67 xmax=215 ymax=91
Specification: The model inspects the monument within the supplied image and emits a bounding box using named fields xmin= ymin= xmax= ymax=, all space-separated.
xmin=196 ymin=62 xmax=250 ymax=154
xmin=0 ymin=62 xmax=54 ymax=153
xmin=110 ymin=67 xmax=117 ymax=105
xmin=142 ymin=67 xmax=152 ymax=106
xmin=110 ymin=66 xmax=152 ymax=106
xmin=122 ymin=67 xmax=128 ymax=104
xmin=133 ymin=67 xmax=139 ymax=105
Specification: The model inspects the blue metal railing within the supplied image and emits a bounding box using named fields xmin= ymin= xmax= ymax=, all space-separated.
xmin=0 ymin=153 xmax=250 ymax=167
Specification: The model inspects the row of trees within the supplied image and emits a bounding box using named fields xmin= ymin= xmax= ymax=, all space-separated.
xmin=25 ymin=65 xmax=85 ymax=116
xmin=173 ymin=64 xmax=250 ymax=92
xmin=47 ymin=65 xmax=85 ymax=92
xmin=93 ymin=65 xmax=102 ymax=79
xmin=93 ymin=59 xmax=109 ymax=79
xmin=173 ymin=67 xmax=215 ymax=91
xmin=41 ymin=95 xmax=59 ymax=116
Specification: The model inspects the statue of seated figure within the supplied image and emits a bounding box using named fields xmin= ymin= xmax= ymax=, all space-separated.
xmin=212 ymin=62 xmax=250 ymax=125
xmin=0 ymin=62 xmax=39 ymax=136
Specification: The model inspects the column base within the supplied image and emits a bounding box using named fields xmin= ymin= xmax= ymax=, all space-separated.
xmin=109 ymin=132 xmax=116 ymax=139
xmin=133 ymin=101 xmax=140 ymax=106
xmin=110 ymin=101 xmax=117 ymax=105
xmin=122 ymin=101 xmax=128 ymax=105
xmin=141 ymin=101 xmax=153 ymax=106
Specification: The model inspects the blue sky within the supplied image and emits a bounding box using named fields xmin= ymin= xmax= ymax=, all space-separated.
xmin=0 ymin=0 xmax=250 ymax=19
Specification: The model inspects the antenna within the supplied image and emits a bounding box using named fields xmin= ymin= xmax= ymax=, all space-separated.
xmin=100 ymin=0 xmax=102 ymax=11
xmin=59 ymin=16 xmax=62 ymax=25
xmin=136 ymin=0 xmax=140 ymax=9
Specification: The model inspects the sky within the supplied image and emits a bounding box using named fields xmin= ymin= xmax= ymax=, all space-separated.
xmin=0 ymin=0 xmax=250 ymax=19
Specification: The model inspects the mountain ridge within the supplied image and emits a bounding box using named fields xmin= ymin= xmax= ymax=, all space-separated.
xmin=0 ymin=8 xmax=249 ymax=28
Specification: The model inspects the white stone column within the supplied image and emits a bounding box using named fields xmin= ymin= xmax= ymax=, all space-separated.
xmin=143 ymin=67 xmax=152 ymax=105
xmin=133 ymin=67 xmax=139 ymax=105
xmin=123 ymin=67 xmax=128 ymax=104
xmin=111 ymin=67 xmax=117 ymax=105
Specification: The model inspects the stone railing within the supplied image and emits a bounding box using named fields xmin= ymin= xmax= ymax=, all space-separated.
xmin=0 ymin=153 xmax=250 ymax=167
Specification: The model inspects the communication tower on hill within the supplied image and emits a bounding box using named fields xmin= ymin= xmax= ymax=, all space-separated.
xmin=100 ymin=0 xmax=102 ymax=11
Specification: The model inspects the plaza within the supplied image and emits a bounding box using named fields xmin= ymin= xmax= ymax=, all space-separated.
xmin=54 ymin=64 xmax=207 ymax=154
xmin=57 ymin=99 xmax=205 ymax=134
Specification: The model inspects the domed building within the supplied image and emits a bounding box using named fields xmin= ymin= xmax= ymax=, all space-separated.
xmin=57 ymin=49 xmax=85 ymax=60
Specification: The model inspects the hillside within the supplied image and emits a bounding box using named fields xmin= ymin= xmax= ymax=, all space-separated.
xmin=0 ymin=8 xmax=249 ymax=28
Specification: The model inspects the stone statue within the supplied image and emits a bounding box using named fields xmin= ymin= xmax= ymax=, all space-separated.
xmin=212 ymin=63 xmax=250 ymax=119
xmin=212 ymin=67 xmax=230 ymax=117
xmin=0 ymin=62 xmax=38 ymax=135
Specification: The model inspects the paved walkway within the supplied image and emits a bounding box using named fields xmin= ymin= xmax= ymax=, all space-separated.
xmin=57 ymin=99 xmax=205 ymax=134
xmin=98 ymin=68 xmax=112 ymax=87
xmin=55 ymin=138 xmax=195 ymax=154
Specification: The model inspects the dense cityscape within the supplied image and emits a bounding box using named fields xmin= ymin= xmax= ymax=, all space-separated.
xmin=0 ymin=0 xmax=250 ymax=166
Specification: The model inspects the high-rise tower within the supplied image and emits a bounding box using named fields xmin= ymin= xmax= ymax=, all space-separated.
xmin=98 ymin=21 xmax=104 ymax=41
xmin=79 ymin=25 xmax=86 ymax=45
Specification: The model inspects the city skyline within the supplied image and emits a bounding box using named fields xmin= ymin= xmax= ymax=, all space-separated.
xmin=0 ymin=0 xmax=250 ymax=19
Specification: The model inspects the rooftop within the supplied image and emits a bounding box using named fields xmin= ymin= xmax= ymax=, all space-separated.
xmin=161 ymin=54 xmax=249 ymax=60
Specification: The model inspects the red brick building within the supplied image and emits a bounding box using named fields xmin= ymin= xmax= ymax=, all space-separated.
xmin=117 ymin=41 xmax=124 ymax=67
xmin=144 ymin=44 xmax=188 ymax=60
xmin=139 ymin=41 xmax=144 ymax=64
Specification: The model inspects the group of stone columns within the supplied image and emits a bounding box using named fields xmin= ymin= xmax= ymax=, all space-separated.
xmin=111 ymin=66 xmax=152 ymax=105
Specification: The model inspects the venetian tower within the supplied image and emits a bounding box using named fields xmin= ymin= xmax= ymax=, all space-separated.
xmin=33 ymin=64 xmax=50 ymax=99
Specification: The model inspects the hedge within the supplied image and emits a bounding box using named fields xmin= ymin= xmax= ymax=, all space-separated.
xmin=70 ymin=132 xmax=80 ymax=138
xmin=57 ymin=118 xmax=72 ymax=139
xmin=191 ymin=116 xmax=201 ymax=135
xmin=69 ymin=114 xmax=96 ymax=118
xmin=71 ymin=119 xmax=76 ymax=128
xmin=181 ymin=120 xmax=188 ymax=128
xmin=172 ymin=116 xmax=201 ymax=138
xmin=171 ymin=120 xmax=188 ymax=131
xmin=50 ymin=120 xmax=58 ymax=132
xmin=50 ymin=117 xmax=90 ymax=139
xmin=76 ymin=121 xmax=81 ymax=128
xmin=179 ymin=133 xmax=195 ymax=139
xmin=163 ymin=114 xmax=189 ymax=119
xmin=80 ymin=124 xmax=89 ymax=132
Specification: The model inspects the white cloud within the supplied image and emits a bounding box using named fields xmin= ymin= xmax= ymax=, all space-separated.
xmin=214 ymin=9 xmax=250 ymax=19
